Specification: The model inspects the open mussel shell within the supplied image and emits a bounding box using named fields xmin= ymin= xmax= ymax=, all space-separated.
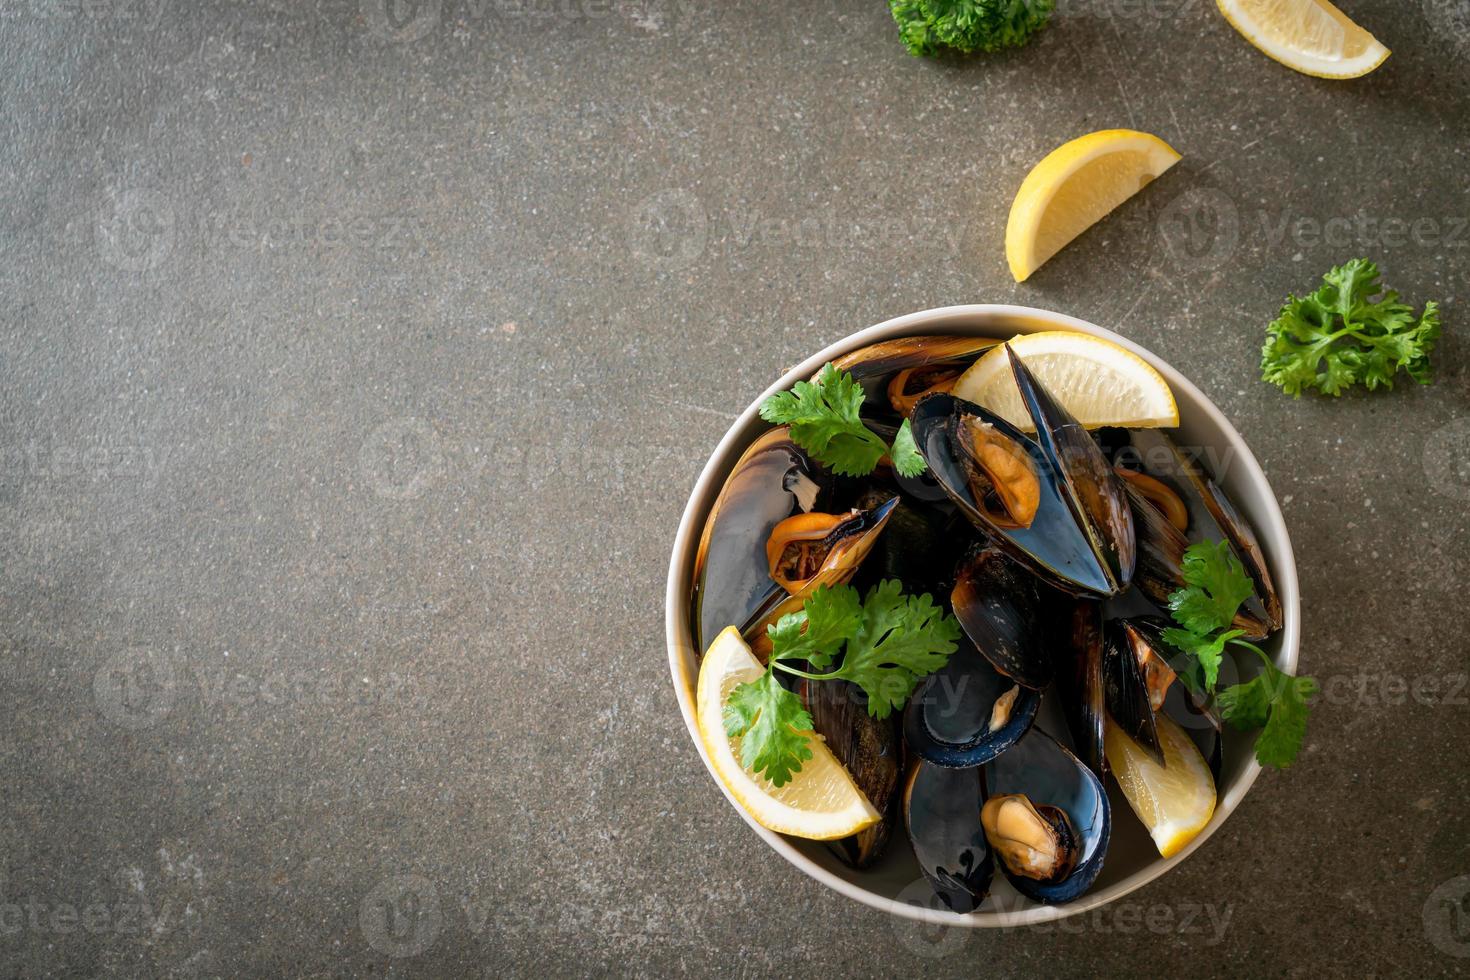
xmin=1110 ymin=428 xmax=1280 ymax=638
xmin=902 ymin=761 xmax=993 ymax=913
xmin=744 ymin=496 xmax=898 ymax=655
xmin=827 ymin=335 xmax=998 ymax=405
xmin=1105 ymin=618 xmax=1224 ymax=773
xmin=1051 ymin=598 xmax=1107 ymax=778
xmin=1124 ymin=483 xmax=1273 ymax=641
xmin=799 ymin=679 xmax=900 ymax=869
xmin=981 ymin=728 xmax=1111 ymax=905
xmin=852 ymin=493 xmax=966 ymax=597
xmin=951 ymin=546 xmax=1052 ymax=690
xmin=693 ymin=427 xmax=827 ymax=653
xmin=1103 ymin=619 xmax=1164 ymax=763
xmin=910 ymin=393 xmax=1121 ymax=597
xmin=1005 ymin=346 xmax=1135 ymax=594
xmin=904 ymin=636 xmax=1040 ymax=768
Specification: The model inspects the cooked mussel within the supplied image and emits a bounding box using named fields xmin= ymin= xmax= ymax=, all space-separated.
xmin=950 ymin=546 xmax=1052 ymax=690
xmin=903 ymin=635 xmax=1040 ymax=768
xmin=765 ymin=497 xmax=899 ymax=595
xmin=902 ymin=761 xmax=993 ymax=913
xmin=693 ymin=427 xmax=827 ymax=653
xmin=910 ymin=350 xmax=1134 ymax=599
xmin=745 ymin=496 xmax=898 ymax=656
xmin=911 ymin=395 xmax=1110 ymax=597
xmin=1109 ymin=428 xmax=1280 ymax=638
xmin=980 ymin=795 xmax=1078 ymax=885
xmin=981 ymin=728 xmax=1110 ymax=904
xmin=828 ymin=335 xmax=997 ymax=405
xmin=800 ymin=678 xmax=900 ymax=868
xmin=1006 ymin=347 xmax=1134 ymax=592
xmin=1103 ymin=618 xmax=1223 ymax=772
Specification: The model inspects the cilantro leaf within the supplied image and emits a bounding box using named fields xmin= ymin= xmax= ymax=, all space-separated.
xmin=737 ymin=581 xmax=959 ymax=784
xmin=723 ymin=668 xmax=814 ymax=788
xmin=1160 ymin=541 xmax=1315 ymax=770
xmin=890 ymin=419 xmax=925 ymax=478
xmin=827 ymin=580 xmax=962 ymax=719
xmin=1167 ymin=540 xmax=1255 ymax=638
xmin=1161 ymin=626 xmax=1244 ymax=692
xmin=1217 ymin=650 xmax=1318 ymax=769
xmin=1261 ymin=259 xmax=1441 ymax=397
xmin=759 ymin=363 xmax=927 ymax=478
xmin=767 ymin=584 xmax=864 ymax=669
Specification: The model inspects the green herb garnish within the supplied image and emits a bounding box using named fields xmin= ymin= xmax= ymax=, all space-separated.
xmin=889 ymin=0 xmax=1055 ymax=58
xmin=1261 ymin=258 xmax=1440 ymax=397
xmin=723 ymin=581 xmax=960 ymax=786
xmin=759 ymin=363 xmax=926 ymax=478
xmin=1161 ymin=540 xmax=1315 ymax=769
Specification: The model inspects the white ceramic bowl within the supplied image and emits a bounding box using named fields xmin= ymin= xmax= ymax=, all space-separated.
xmin=664 ymin=305 xmax=1299 ymax=927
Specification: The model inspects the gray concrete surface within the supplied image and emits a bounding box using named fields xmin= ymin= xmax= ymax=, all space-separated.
xmin=2 ymin=0 xmax=1468 ymax=976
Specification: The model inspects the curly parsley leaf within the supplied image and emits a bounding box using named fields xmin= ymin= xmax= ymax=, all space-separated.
xmin=1217 ymin=648 xmax=1319 ymax=769
xmin=759 ymin=363 xmax=928 ymax=477
xmin=889 ymin=0 xmax=1055 ymax=57
xmin=723 ymin=668 xmax=814 ymax=788
xmin=1261 ymin=259 xmax=1441 ymax=397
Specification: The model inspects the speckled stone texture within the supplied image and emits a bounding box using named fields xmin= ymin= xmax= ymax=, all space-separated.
xmin=1 ymin=0 xmax=1467 ymax=976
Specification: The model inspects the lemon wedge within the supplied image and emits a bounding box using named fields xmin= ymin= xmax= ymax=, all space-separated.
xmin=695 ymin=627 xmax=880 ymax=840
xmin=1217 ymin=0 xmax=1388 ymax=79
xmin=1104 ymin=714 xmax=1217 ymax=859
xmin=950 ymin=331 xmax=1178 ymax=431
xmin=1006 ymin=129 xmax=1180 ymax=282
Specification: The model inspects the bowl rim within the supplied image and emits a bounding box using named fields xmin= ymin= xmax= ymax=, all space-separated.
xmin=663 ymin=304 xmax=1300 ymax=928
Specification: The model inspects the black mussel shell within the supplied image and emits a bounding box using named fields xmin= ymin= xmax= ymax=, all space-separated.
xmin=1114 ymin=618 xmax=1225 ymax=774
xmin=951 ymin=546 xmax=1052 ymax=690
xmin=743 ymin=495 xmax=899 ymax=655
xmin=853 ymin=496 xmax=965 ymax=597
xmin=981 ymin=728 xmax=1110 ymax=905
xmin=1103 ymin=619 xmax=1163 ymax=764
xmin=1111 ymin=429 xmax=1279 ymax=638
xmin=693 ymin=427 xmax=827 ymax=653
xmin=902 ymin=761 xmax=993 ymax=913
xmin=1006 ymin=346 xmax=1135 ymax=594
xmin=904 ymin=637 xmax=1040 ymax=768
xmin=1051 ymin=598 xmax=1107 ymax=778
xmin=828 ymin=335 xmax=998 ymax=403
xmin=911 ymin=393 xmax=1119 ymax=597
xmin=800 ymin=679 xmax=900 ymax=869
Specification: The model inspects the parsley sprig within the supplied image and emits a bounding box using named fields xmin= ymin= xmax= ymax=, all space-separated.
xmin=723 ymin=581 xmax=960 ymax=786
xmin=1161 ymin=541 xmax=1317 ymax=768
xmin=760 ymin=363 xmax=927 ymax=478
xmin=1261 ymin=259 xmax=1440 ymax=397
